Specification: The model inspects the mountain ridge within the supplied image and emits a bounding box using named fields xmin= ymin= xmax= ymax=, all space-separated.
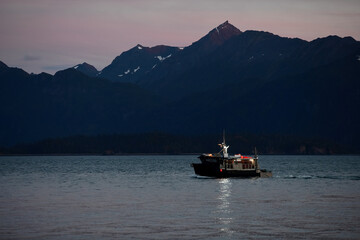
xmin=97 ymin=44 xmax=181 ymax=83
xmin=0 ymin=21 xmax=359 ymax=151
xmin=71 ymin=62 xmax=99 ymax=77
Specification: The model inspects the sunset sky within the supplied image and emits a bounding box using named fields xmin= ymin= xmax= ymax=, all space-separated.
xmin=1 ymin=0 xmax=359 ymax=74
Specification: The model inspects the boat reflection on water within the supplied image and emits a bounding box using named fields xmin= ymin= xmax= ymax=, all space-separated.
xmin=216 ymin=179 xmax=234 ymax=236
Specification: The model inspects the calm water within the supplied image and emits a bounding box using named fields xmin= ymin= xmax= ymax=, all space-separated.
xmin=0 ymin=155 xmax=359 ymax=239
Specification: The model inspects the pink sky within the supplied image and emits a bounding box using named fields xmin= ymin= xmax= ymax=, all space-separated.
xmin=1 ymin=0 xmax=359 ymax=74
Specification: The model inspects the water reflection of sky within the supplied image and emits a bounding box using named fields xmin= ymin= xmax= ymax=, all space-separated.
xmin=216 ymin=179 xmax=234 ymax=236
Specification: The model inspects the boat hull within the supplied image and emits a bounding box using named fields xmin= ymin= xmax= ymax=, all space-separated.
xmin=192 ymin=163 xmax=272 ymax=178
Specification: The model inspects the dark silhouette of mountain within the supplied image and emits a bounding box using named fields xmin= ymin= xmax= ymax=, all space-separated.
xmin=138 ymin=21 xmax=243 ymax=95
xmin=0 ymin=60 xmax=8 ymax=70
xmin=98 ymin=44 xmax=181 ymax=83
xmin=139 ymin=30 xmax=304 ymax=99
xmin=139 ymin=29 xmax=359 ymax=100
xmin=155 ymin=54 xmax=360 ymax=146
xmin=186 ymin=20 xmax=242 ymax=53
xmin=1 ymin=21 xmax=359 ymax=152
xmin=0 ymin=65 xmax=162 ymax=146
xmin=71 ymin=62 xmax=99 ymax=77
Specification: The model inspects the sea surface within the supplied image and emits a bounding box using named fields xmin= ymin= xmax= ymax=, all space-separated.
xmin=0 ymin=155 xmax=359 ymax=239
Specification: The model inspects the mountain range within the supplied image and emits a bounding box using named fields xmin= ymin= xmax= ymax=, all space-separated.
xmin=1 ymin=21 xmax=359 ymax=152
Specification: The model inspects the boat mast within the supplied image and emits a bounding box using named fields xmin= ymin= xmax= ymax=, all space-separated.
xmin=254 ymin=147 xmax=259 ymax=170
xmin=221 ymin=130 xmax=229 ymax=158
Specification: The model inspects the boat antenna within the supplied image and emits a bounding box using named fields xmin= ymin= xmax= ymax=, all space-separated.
xmin=223 ymin=129 xmax=225 ymax=145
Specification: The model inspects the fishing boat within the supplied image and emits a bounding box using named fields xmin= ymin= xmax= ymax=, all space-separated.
xmin=191 ymin=133 xmax=272 ymax=178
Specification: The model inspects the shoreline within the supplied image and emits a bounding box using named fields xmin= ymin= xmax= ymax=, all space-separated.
xmin=1 ymin=153 xmax=359 ymax=157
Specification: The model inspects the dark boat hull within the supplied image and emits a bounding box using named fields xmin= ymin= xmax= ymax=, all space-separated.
xmin=192 ymin=163 xmax=271 ymax=178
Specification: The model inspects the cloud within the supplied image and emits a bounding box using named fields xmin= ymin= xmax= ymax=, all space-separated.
xmin=42 ymin=64 xmax=72 ymax=72
xmin=24 ymin=55 xmax=41 ymax=61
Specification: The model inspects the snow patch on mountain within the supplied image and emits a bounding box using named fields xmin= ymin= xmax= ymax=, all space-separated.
xmin=155 ymin=54 xmax=172 ymax=62
xmin=134 ymin=66 xmax=140 ymax=72
xmin=74 ymin=65 xmax=79 ymax=69
xmin=155 ymin=56 xmax=164 ymax=61
xmin=124 ymin=69 xmax=130 ymax=74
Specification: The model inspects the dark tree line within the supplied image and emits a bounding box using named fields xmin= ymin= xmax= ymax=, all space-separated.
xmin=1 ymin=133 xmax=354 ymax=155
